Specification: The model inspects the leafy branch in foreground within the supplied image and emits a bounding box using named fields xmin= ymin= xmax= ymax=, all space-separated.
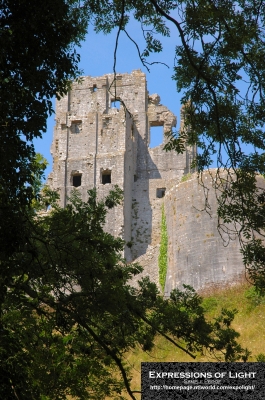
xmin=0 ymin=0 xmax=87 ymax=257
xmin=84 ymin=0 xmax=265 ymax=291
xmin=0 ymin=187 xmax=248 ymax=399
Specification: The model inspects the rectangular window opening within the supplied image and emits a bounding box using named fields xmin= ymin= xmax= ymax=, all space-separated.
xmin=156 ymin=188 xmax=166 ymax=198
xmin=111 ymin=99 xmax=120 ymax=109
xmin=73 ymin=175 xmax=82 ymax=187
xmin=150 ymin=125 xmax=163 ymax=148
xmin=102 ymin=170 xmax=111 ymax=184
xmin=71 ymin=120 xmax=82 ymax=134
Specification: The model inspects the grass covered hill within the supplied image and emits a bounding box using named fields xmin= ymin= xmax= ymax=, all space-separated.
xmin=124 ymin=283 xmax=265 ymax=398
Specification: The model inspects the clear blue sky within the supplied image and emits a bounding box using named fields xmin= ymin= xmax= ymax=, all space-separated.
xmin=34 ymin=19 xmax=257 ymax=180
xmin=34 ymin=20 xmax=183 ymax=179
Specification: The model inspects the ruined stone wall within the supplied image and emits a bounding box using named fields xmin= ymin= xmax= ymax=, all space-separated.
xmin=129 ymin=170 xmax=249 ymax=294
xmin=163 ymin=171 xmax=246 ymax=295
xmin=130 ymin=245 xmax=160 ymax=288
xmin=50 ymin=70 xmax=251 ymax=295
xmin=48 ymin=71 xmax=146 ymax=242
xmin=49 ymin=70 xmax=194 ymax=262
xmin=129 ymin=92 xmax=192 ymax=260
xmin=49 ymin=70 xmax=250 ymax=294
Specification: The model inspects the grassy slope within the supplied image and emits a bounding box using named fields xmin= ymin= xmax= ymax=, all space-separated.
xmin=122 ymin=283 xmax=265 ymax=398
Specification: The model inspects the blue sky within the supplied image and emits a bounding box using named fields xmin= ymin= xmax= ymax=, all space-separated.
xmin=33 ymin=17 xmax=260 ymax=180
xmin=34 ymin=20 xmax=183 ymax=178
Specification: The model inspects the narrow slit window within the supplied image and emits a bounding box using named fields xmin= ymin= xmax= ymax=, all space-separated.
xmin=102 ymin=170 xmax=111 ymax=184
xmin=150 ymin=125 xmax=163 ymax=148
xmin=93 ymin=84 xmax=97 ymax=92
xmin=73 ymin=175 xmax=82 ymax=187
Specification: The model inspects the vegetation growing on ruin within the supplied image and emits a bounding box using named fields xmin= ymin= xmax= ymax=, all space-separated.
xmin=2 ymin=1 xmax=265 ymax=398
xmin=81 ymin=0 xmax=265 ymax=294
xmin=158 ymin=204 xmax=168 ymax=292
xmin=181 ymin=172 xmax=192 ymax=183
xmin=3 ymin=2 xmax=265 ymax=293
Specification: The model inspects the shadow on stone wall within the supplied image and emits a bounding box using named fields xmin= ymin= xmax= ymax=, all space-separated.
xmin=164 ymin=172 xmax=247 ymax=296
xmin=131 ymin=131 xmax=161 ymax=260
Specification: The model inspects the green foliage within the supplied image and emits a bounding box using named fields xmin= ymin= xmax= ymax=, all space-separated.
xmin=181 ymin=173 xmax=192 ymax=183
xmin=0 ymin=188 xmax=248 ymax=399
xmin=164 ymin=129 xmax=187 ymax=154
xmin=158 ymin=204 xmax=168 ymax=291
xmin=30 ymin=154 xmax=49 ymax=211
xmin=244 ymin=286 xmax=265 ymax=307
xmin=1 ymin=2 xmax=264 ymax=397
xmin=202 ymin=296 xmax=218 ymax=312
xmin=1 ymin=0 xmax=86 ymax=196
xmin=0 ymin=0 xmax=87 ymax=256
xmin=161 ymin=1 xmax=265 ymax=292
xmin=31 ymin=154 xmax=49 ymax=197
xmin=81 ymin=0 xmax=265 ymax=291
xmin=256 ymin=353 xmax=265 ymax=362
xmin=125 ymin=283 xmax=265 ymax=392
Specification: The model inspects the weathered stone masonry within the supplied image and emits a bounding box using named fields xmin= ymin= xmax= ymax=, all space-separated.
xmin=48 ymin=70 xmax=245 ymax=293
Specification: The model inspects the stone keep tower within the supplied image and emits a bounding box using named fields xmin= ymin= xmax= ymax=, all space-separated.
xmin=48 ymin=70 xmax=195 ymax=263
xmin=48 ymin=69 xmax=247 ymax=292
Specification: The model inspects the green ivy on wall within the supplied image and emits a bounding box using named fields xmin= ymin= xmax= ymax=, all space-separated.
xmin=159 ymin=204 xmax=168 ymax=292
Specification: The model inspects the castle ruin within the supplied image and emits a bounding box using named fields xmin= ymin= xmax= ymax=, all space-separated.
xmin=48 ymin=70 xmax=245 ymax=294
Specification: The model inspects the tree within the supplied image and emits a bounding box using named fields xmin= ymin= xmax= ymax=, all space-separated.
xmin=0 ymin=2 xmax=259 ymax=398
xmin=0 ymin=0 xmax=87 ymax=255
xmin=83 ymin=0 xmax=265 ymax=292
xmin=1 ymin=186 xmax=248 ymax=399
xmin=2 ymin=1 xmax=265 ymax=287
